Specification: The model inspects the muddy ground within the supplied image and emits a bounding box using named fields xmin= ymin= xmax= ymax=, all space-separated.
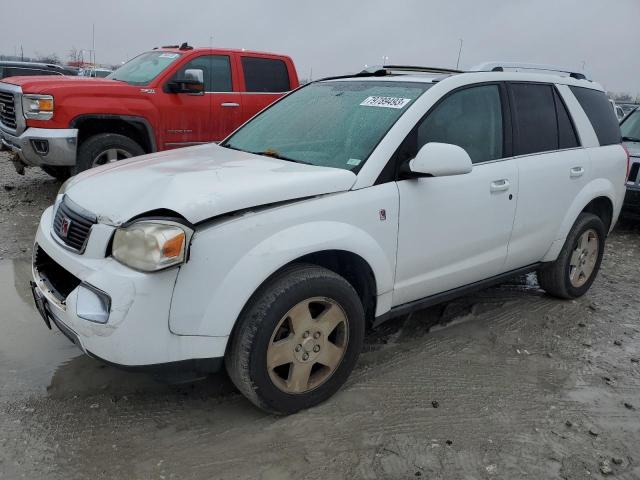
xmin=0 ymin=151 xmax=639 ymax=480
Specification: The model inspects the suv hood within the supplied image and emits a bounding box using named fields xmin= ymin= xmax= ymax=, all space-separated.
xmin=64 ymin=143 xmax=357 ymax=225
xmin=1 ymin=76 xmax=129 ymax=95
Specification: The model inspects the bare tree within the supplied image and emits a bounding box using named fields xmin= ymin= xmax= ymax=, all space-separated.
xmin=34 ymin=51 xmax=61 ymax=65
xmin=68 ymin=47 xmax=82 ymax=64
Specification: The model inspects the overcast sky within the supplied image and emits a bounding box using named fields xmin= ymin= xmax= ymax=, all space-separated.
xmin=4 ymin=0 xmax=639 ymax=94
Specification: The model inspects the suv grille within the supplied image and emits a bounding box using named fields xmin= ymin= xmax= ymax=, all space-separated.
xmin=53 ymin=198 xmax=97 ymax=252
xmin=0 ymin=91 xmax=17 ymax=129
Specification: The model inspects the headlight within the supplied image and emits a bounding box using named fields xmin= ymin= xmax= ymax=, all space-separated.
xmin=112 ymin=220 xmax=193 ymax=272
xmin=22 ymin=94 xmax=54 ymax=120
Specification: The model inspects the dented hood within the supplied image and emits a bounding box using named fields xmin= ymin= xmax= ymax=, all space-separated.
xmin=64 ymin=143 xmax=357 ymax=225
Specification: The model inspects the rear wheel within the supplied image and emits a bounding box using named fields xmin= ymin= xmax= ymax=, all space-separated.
xmin=40 ymin=165 xmax=71 ymax=181
xmin=74 ymin=133 xmax=144 ymax=174
xmin=225 ymin=264 xmax=365 ymax=414
xmin=538 ymin=213 xmax=606 ymax=299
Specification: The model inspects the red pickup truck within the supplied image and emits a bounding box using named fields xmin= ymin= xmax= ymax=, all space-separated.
xmin=0 ymin=44 xmax=299 ymax=179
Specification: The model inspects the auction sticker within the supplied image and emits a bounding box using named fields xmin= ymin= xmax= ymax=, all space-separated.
xmin=360 ymin=96 xmax=412 ymax=109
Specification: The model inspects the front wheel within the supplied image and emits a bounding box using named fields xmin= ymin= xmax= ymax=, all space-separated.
xmin=538 ymin=213 xmax=606 ymax=299
xmin=225 ymin=264 xmax=365 ymax=414
xmin=74 ymin=133 xmax=144 ymax=174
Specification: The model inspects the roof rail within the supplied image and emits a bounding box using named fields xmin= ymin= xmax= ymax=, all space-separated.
xmin=471 ymin=62 xmax=589 ymax=80
xmin=381 ymin=65 xmax=463 ymax=75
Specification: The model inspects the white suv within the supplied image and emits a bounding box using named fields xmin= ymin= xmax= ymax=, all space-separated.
xmin=31 ymin=63 xmax=627 ymax=414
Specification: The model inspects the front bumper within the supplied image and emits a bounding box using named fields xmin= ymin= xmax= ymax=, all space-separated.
xmin=1 ymin=127 xmax=77 ymax=167
xmin=31 ymin=205 xmax=227 ymax=370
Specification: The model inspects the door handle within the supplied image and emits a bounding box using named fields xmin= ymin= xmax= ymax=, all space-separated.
xmin=220 ymin=102 xmax=240 ymax=108
xmin=490 ymin=179 xmax=510 ymax=192
xmin=570 ymin=166 xmax=585 ymax=178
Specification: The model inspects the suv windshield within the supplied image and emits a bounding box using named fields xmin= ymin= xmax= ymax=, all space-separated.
xmin=222 ymin=80 xmax=431 ymax=171
xmin=621 ymin=109 xmax=640 ymax=142
xmin=107 ymin=51 xmax=182 ymax=86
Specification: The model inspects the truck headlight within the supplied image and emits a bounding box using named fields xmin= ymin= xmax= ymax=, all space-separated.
xmin=22 ymin=94 xmax=54 ymax=120
xmin=112 ymin=220 xmax=193 ymax=272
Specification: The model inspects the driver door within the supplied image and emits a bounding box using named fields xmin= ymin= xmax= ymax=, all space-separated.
xmin=393 ymin=84 xmax=518 ymax=306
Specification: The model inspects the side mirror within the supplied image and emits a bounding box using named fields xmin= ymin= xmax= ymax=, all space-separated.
xmin=405 ymin=142 xmax=473 ymax=178
xmin=167 ymin=68 xmax=205 ymax=94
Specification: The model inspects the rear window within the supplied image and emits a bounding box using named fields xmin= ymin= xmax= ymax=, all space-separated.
xmin=569 ymin=86 xmax=621 ymax=146
xmin=241 ymin=57 xmax=290 ymax=93
xmin=510 ymin=83 xmax=558 ymax=155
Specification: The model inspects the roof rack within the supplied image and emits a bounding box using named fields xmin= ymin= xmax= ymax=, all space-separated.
xmin=471 ymin=62 xmax=589 ymax=80
xmin=360 ymin=65 xmax=462 ymax=76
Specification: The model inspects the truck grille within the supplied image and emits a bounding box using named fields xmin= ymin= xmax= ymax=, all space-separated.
xmin=52 ymin=197 xmax=98 ymax=252
xmin=0 ymin=91 xmax=17 ymax=129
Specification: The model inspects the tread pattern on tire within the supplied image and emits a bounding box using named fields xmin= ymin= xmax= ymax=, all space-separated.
xmin=225 ymin=263 xmax=363 ymax=414
xmin=538 ymin=212 xmax=605 ymax=299
xmin=74 ymin=133 xmax=144 ymax=174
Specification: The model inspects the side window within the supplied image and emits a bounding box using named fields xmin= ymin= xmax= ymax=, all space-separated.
xmin=569 ymin=86 xmax=621 ymax=146
xmin=6 ymin=67 xmax=58 ymax=77
xmin=414 ymin=84 xmax=503 ymax=164
xmin=510 ymin=83 xmax=558 ymax=155
xmin=554 ymin=89 xmax=580 ymax=149
xmin=173 ymin=55 xmax=232 ymax=92
xmin=241 ymin=57 xmax=290 ymax=93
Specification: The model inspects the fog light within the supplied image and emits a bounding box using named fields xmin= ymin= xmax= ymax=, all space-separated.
xmin=76 ymin=283 xmax=111 ymax=324
xmin=31 ymin=139 xmax=49 ymax=155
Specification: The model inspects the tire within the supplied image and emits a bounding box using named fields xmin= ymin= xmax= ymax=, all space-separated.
xmin=40 ymin=165 xmax=71 ymax=181
xmin=225 ymin=264 xmax=365 ymax=415
xmin=74 ymin=133 xmax=144 ymax=174
xmin=538 ymin=213 xmax=606 ymax=299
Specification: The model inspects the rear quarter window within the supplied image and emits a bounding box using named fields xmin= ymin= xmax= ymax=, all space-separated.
xmin=569 ymin=86 xmax=621 ymax=146
xmin=241 ymin=57 xmax=290 ymax=93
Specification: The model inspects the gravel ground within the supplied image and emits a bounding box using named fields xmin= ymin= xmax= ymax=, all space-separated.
xmin=1 ymin=152 xmax=639 ymax=479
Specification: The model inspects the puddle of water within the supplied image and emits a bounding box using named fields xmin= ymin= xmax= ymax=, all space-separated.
xmin=0 ymin=259 xmax=81 ymax=399
xmin=0 ymin=259 xmax=236 ymax=402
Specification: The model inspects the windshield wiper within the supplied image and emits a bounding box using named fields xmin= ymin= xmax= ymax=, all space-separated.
xmin=623 ymin=136 xmax=640 ymax=143
xmin=249 ymin=150 xmax=311 ymax=165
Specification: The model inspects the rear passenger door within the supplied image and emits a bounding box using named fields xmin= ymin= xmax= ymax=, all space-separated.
xmin=239 ymin=56 xmax=291 ymax=123
xmin=503 ymin=82 xmax=589 ymax=270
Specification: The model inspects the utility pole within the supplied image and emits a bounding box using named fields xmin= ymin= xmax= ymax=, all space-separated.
xmin=20 ymin=45 xmax=24 ymax=61
xmin=456 ymin=38 xmax=464 ymax=69
xmin=92 ymin=23 xmax=96 ymax=66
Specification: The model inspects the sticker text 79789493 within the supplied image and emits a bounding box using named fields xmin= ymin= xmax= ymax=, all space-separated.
xmin=360 ymin=96 xmax=412 ymax=109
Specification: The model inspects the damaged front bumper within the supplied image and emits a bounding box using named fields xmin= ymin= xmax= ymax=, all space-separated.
xmin=31 ymin=205 xmax=227 ymax=373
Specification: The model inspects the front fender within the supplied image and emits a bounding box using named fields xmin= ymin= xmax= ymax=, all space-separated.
xmin=169 ymin=185 xmax=400 ymax=337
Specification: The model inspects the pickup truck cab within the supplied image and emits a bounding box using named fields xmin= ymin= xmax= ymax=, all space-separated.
xmin=31 ymin=64 xmax=627 ymax=414
xmin=0 ymin=44 xmax=298 ymax=178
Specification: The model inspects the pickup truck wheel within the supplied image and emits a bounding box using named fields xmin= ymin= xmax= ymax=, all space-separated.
xmin=40 ymin=165 xmax=71 ymax=181
xmin=225 ymin=264 xmax=365 ymax=414
xmin=538 ymin=213 xmax=605 ymax=299
xmin=74 ymin=133 xmax=144 ymax=173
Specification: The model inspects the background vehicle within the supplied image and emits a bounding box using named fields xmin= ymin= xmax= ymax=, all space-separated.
xmin=31 ymin=63 xmax=626 ymax=414
xmin=0 ymin=61 xmax=77 ymax=79
xmin=621 ymin=107 xmax=640 ymax=215
xmin=610 ymin=98 xmax=625 ymax=120
xmin=78 ymin=67 xmax=113 ymax=78
xmin=0 ymin=43 xmax=299 ymax=179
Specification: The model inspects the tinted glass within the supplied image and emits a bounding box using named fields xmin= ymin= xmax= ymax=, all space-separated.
xmin=621 ymin=110 xmax=640 ymax=142
xmin=108 ymin=51 xmax=182 ymax=86
xmin=569 ymin=86 xmax=621 ymax=146
xmin=174 ymin=55 xmax=232 ymax=92
xmin=554 ymin=89 xmax=580 ymax=149
xmin=4 ymin=67 xmax=59 ymax=77
xmin=415 ymin=84 xmax=503 ymax=163
xmin=510 ymin=83 xmax=558 ymax=155
xmin=223 ymin=81 xmax=430 ymax=171
xmin=241 ymin=57 xmax=290 ymax=92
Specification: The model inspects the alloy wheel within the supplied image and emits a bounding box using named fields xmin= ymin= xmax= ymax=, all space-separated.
xmin=569 ymin=228 xmax=599 ymax=288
